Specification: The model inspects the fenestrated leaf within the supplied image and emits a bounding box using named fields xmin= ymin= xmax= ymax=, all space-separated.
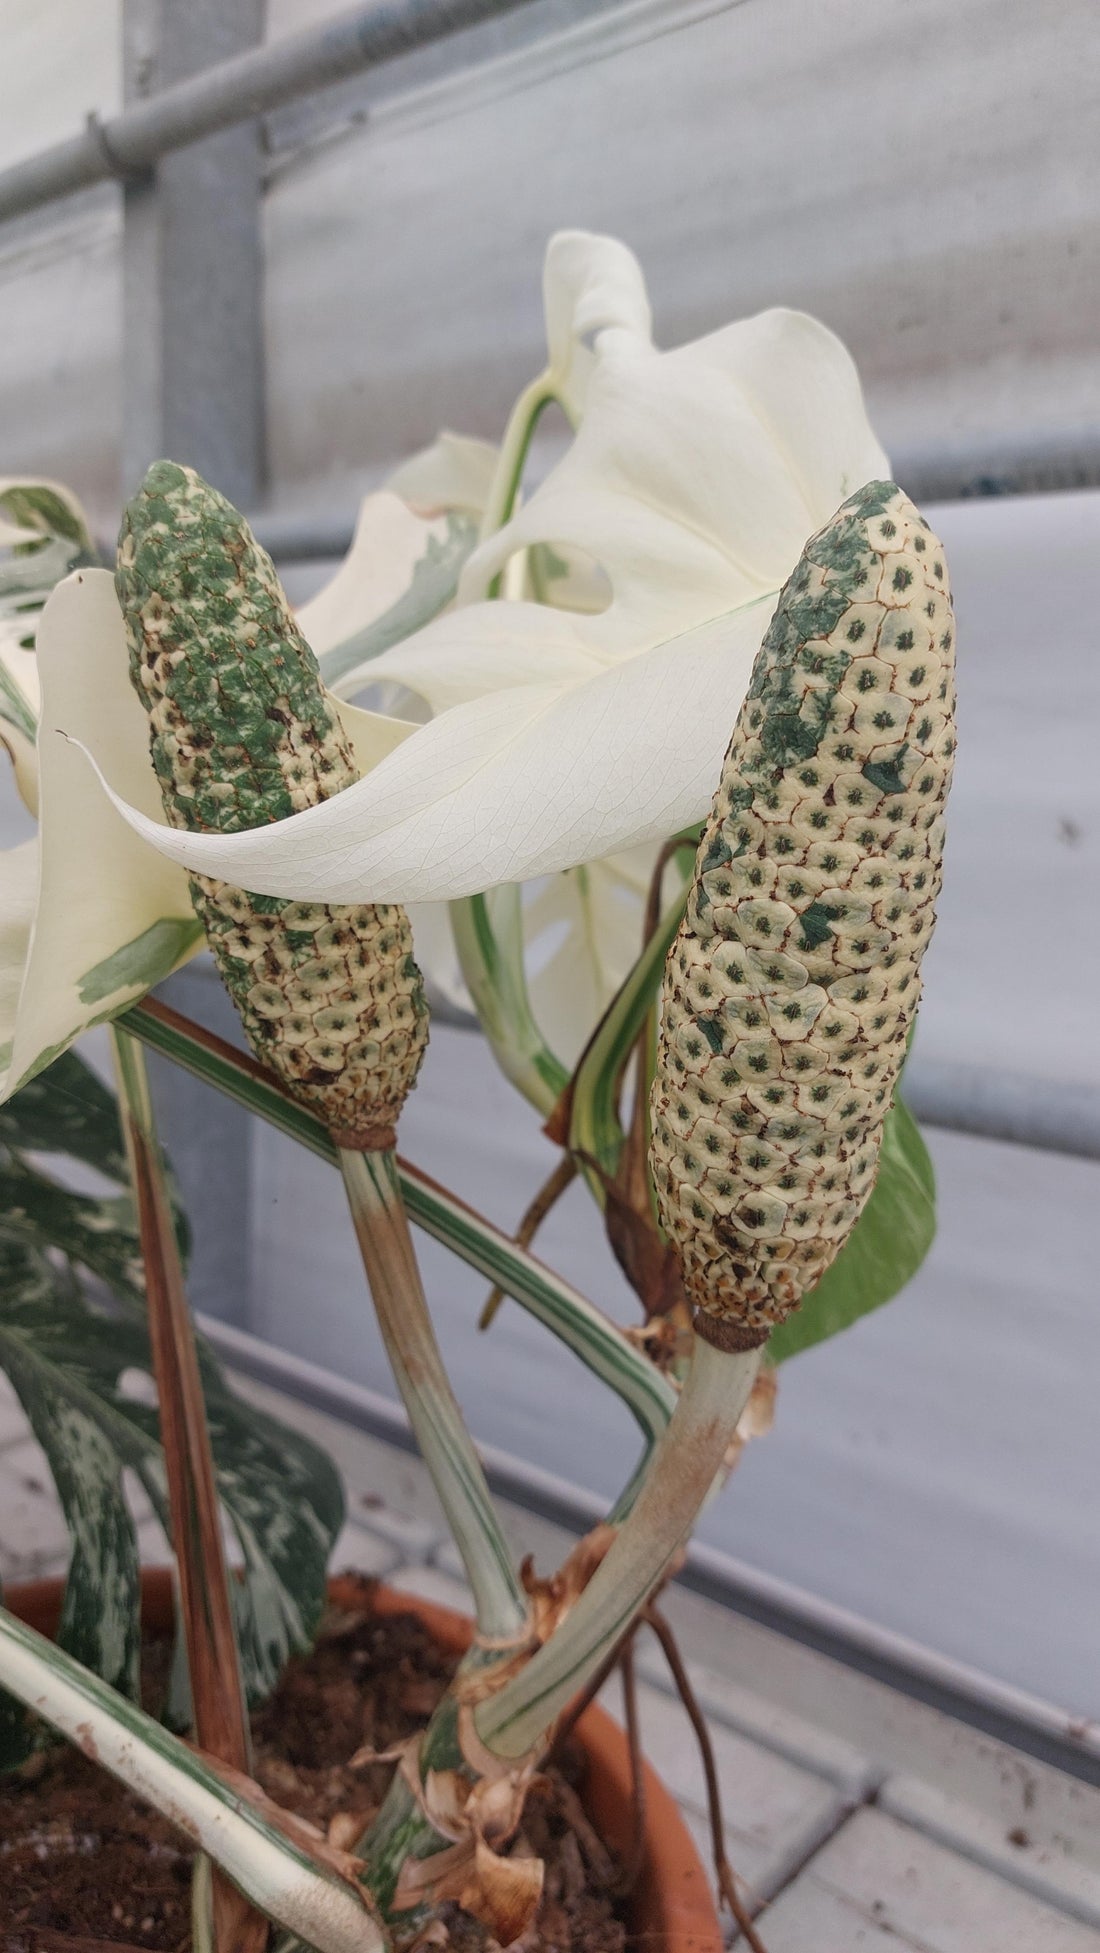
xmin=767 ymin=1094 xmax=935 ymax=1363
xmin=82 ymin=242 xmax=890 ymax=906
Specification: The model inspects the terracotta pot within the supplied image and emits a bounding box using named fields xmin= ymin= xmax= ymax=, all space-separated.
xmin=7 ymin=1569 xmax=722 ymax=1951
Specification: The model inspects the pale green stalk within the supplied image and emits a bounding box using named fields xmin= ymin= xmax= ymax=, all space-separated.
xmin=0 ymin=1607 xmax=388 ymax=1953
xmin=451 ymin=374 xmax=572 ymax=1109
xmin=192 ymin=1859 xmax=215 ymax=1953
xmin=567 ymin=881 xmax=689 ymax=1197
xmin=448 ymin=887 xmax=568 ymax=1117
xmin=477 ymin=376 xmax=558 ymax=561
xmin=474 ymin=1338 xmax=761 ymax=1761
xmin=341 ymin=1145 xmax=528 ymax=1641
xmin=121 ymin=1001 xmax=676 ymax=1475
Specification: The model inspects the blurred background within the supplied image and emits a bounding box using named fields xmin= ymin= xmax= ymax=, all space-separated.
xmin=1 ymin=0 xmax=1096 ymax=1723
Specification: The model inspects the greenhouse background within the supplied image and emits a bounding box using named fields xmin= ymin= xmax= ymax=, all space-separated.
xmin=1 ymin=0 xmax=1097 ymax=1728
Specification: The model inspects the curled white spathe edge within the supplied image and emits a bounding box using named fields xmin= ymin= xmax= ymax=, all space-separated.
xmin=63 ymin=727 xmax=709 ymax=908
xmin=61 ymin=603 xmax=772 ymax=907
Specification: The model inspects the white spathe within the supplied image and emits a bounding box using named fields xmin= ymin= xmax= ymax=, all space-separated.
xmin=83 ymin=234 xmax=888 ymax=906
xmin=0 ymin=570 xmax=200 ymax=1101
xmin=0 ymin=568 xmax=414 ymax=1102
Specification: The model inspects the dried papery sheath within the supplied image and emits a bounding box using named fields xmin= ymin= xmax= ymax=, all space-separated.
xmin=117 ymin=461 xmax=427 ymax=1146
xmin=651 ymin=481 xmax=955 ymax=1347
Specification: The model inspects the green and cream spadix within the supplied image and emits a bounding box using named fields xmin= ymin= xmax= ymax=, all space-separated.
xmin=115 ymin=461 xmax=428 ymax=1148
xmin=651 ymin=481 xmax=957 ymax=1346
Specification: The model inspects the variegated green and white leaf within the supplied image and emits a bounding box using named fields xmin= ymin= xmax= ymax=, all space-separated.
xmin=0 ymin=1049 xmax=343 ymax=1767
xmin=0 ymin=1043 xmax=132 ymax=1181
xmin=0 ymin=478 xmax=97 ymax=643
xmin=0 ymin=1259 xmax=344 ymax=1764
xmin=0 ymin=479 xmax=98 ymax=812
xmin=0 ymin=1044 xmax=189 ymax=1282
xmin=0 ymin=1154 xmax=146 ymax=1306
xmin=0 ymin=1238 xmax=144 ymax=1765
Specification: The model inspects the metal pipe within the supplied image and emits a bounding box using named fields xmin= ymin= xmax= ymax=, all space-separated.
xmin=251 ymin=510 xmax=358 ymax=561
xmin=903 ymin=1057 xmax=1100 ymax=1163
xmin=0 ymin=0 xmax=538 ymax=224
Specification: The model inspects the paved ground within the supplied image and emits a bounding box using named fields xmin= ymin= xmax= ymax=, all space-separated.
xmin=2 ymin=1370 xmax=1099 ymax=1949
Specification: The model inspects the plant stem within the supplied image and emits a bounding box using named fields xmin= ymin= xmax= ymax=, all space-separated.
xmin=0 ymin=1606 xmax=388 ymax=1953
xmin=476 ymin=377 xmax=557 ymax=571
xmin=473 ymin=1338 xmax=761 ymax=1761
xmin=449 ymin=886 xmax=569 ymax=1117
xmin=566 ymin=877 xmax=690 ymax=1189
xmin=340 ymin=1145 xmax=528 ymax=1642
xmin=122 ymin=1000 xmax=676 ymax=1471
xmin=111 ymin=1025 xmax=265 ymax=1953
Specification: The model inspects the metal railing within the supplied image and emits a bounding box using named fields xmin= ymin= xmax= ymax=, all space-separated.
xmin=903 ymin=1058 xmax=1099 ymax=1164
xmin=0 ymin=0 xmax=537 ymax=223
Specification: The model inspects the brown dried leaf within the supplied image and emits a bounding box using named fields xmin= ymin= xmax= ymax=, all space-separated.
xmin=471 ymin=1835 xmax=545 ymax=1945
xmin=519 ymin=1525 xmax=616 ymax=1645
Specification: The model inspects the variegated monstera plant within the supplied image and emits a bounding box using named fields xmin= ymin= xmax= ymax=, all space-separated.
xmin=0 ymin=233 xmax=952 ymax=1951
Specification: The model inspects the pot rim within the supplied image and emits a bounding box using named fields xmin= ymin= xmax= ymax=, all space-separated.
xmin=5 ymin=1567 xmax=723 ymax=1952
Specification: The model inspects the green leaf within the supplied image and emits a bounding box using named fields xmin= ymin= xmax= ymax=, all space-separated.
xmin=767 ymin=1093 xmax=936 ymax=1363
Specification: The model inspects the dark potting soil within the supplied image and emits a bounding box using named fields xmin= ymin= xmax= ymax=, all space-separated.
xmin=1 ymin=1582 xmax=628 ymax=1953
